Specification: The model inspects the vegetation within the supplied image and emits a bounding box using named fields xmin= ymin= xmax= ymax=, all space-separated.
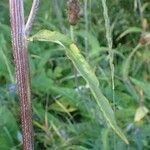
xmin=1 ymin=0 xmax=150 ymax=149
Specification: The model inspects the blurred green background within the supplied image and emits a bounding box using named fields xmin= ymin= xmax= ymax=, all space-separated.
xmin=0 ymin=0 xmax=150 ymax=149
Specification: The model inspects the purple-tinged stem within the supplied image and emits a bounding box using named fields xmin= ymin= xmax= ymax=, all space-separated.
xmin=9 ymin=0 xmax=33 ymax=150
xmin=25 ymin=0 xmax=40 ymax=36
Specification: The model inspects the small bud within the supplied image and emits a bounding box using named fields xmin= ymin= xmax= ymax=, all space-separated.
xmin=67 ymin=0 xmax=80 ymax=26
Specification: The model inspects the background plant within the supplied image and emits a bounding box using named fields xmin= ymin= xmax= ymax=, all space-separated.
xmin=0 ymin=0 xmax=150 ymax=149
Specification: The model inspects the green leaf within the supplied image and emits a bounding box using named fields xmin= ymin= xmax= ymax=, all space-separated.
xmin=49 ymin=98 xmax=77 ymax=113
xmin=117 ymin=27 xmax=142 ymax=41
xmin=134 ymin=106 xmax=149 ymax=122
xmin=0 ymin=106 xmax=19 ymax=149
xmin=29 ymin=30 xmax=129 ymax=144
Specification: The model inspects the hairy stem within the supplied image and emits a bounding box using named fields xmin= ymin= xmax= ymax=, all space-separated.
xmin=9 ymin=0 xmax=33 ymax=149
xmin=101 ymin=0 xmax=114 ymax=90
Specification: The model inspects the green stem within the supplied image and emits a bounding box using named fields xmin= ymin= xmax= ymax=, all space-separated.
xmin=101 ymin=0 xmax=114 ymax=90
xmin=84 ymin=0 xmax=88 ymax=58
xmin=70 ymin=25 xmax=74 ymax=42
xmin=70 ymin=25 xmax=79 ymax=90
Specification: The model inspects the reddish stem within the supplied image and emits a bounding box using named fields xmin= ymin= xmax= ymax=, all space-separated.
xmin=9 ymin=0 xmax=33 ymax=150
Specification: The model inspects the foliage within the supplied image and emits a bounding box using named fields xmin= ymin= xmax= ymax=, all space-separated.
xmin=0 ymin=0 xmax=150 ymax=149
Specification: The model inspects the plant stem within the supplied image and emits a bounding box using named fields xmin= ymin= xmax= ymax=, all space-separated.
xmin=70 ymin=25 xmax=79 ymax=90
xmin=25 ymin=0 xmax=40 ymax=36
xmin=9 ymin=0 xmax=33 ymax=150
xmin=53 ymin=0 xmax=65 ymax=32
xmin=101 ymin=0 xmax=116 ymax=148
xmin=101 ymin=0 xmax=114 ymax=90
xmin=70 ymin=25 xmax=74 ymax=42
xmin=84 ymin=0 xmax=88 ymax=58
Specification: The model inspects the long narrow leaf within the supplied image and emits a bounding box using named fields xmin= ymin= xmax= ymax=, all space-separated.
xmin=29 ymin=30 xmax=129 ymax=144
